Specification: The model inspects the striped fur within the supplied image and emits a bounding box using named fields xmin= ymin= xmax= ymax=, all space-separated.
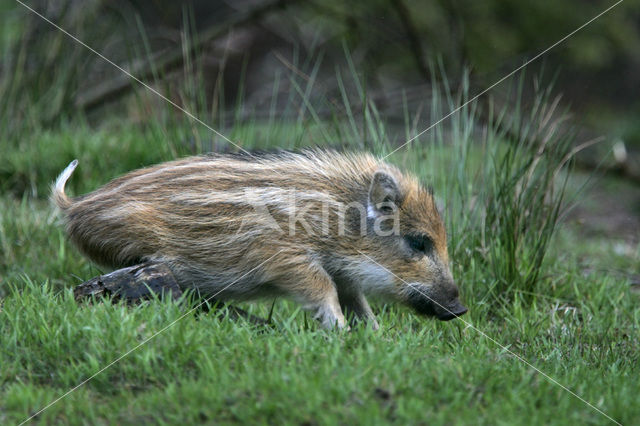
xmin=53 ymin=149 xmax=466 ymax=328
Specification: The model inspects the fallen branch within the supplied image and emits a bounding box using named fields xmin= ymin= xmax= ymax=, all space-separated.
xmin=73 ymin=262 xmax=269 ymax=325
xmin=73 ymin=262 xmax=182 ymax=302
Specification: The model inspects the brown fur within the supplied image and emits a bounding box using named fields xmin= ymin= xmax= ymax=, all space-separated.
xmin=52 ymin=150 xmax=466 ymax=328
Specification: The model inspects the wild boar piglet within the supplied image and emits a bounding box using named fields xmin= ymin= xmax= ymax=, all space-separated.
xmin=53 ymin=150 xmax=467 ymax=329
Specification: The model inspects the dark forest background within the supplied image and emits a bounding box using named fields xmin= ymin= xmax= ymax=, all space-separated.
xmin=1 ymin=0 xmax=639 ymax=180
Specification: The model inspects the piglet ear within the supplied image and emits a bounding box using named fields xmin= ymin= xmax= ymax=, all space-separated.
xmin=368 ymin=171 xmax=401 ymax=214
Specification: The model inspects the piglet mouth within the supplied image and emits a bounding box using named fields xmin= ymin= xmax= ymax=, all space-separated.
xmin=435 ymin=299 xmax=468 ymax=321
xmin=406 ymin=287 xmax=468 ymax=321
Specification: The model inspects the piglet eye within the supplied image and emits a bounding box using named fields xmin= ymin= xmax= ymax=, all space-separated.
xmin=406 ymin=234 xmax=433 ymax=254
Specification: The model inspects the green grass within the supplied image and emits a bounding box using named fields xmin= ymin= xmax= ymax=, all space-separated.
xmin=0 ymin=200 xmax=638 ymax=424
xmin=1 ymin=60 xmax=639 ymax=424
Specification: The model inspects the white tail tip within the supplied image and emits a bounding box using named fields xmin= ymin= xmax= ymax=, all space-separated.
xmin=52 ymin=160 xmax=79 ymax=209
xmin=55 ymin=159 xmax=79 ymax=193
